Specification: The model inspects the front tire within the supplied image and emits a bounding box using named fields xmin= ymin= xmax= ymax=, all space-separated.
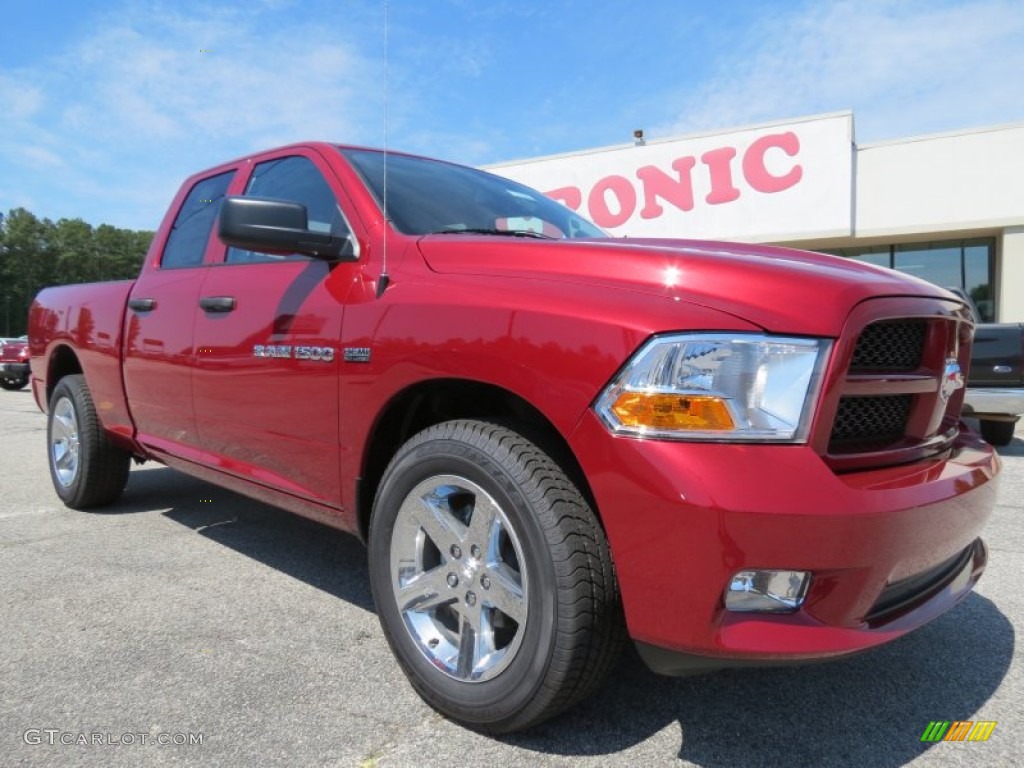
xmin=368 ymin=420 xmax=623 ymax=733
xmin=980 ymin=418 xmax=1016 ymax=446
xmin=47 ymin=374 xmax=131 ymax=509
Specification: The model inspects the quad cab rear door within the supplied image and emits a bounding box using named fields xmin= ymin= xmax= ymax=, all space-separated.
xmin=123 ymin=166 xmax=242 ymax=458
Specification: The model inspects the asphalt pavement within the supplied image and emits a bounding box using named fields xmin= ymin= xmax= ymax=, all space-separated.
xmin=1 ymin=389 xmax=1021 ymax=767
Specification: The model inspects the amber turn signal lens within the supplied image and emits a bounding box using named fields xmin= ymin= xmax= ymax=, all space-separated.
xmin=610 ymin=392 xmax=735 ymax=431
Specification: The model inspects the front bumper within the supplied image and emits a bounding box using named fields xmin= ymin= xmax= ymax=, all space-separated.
xmin=569 ymin=411 xmax=1000 ymax=669
xmin=963 ymin=386 xmax=1024 ymax=420
xmin=0 ymin=362 xmax=30 ymax=377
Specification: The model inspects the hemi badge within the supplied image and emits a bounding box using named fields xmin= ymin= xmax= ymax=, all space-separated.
xmin=343 ymin=347 xmax=372 ymax=363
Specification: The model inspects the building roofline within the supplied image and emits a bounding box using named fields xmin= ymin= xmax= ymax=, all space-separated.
xmin=485 ymin=111 xmax=855 ymax=169
xmin=488 ymin=112 xmax=1024 ymax=169
xmin=857 ymin=120 xmax=1024 ymax=150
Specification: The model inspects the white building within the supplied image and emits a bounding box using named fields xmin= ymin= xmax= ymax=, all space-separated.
xmin=488 ymin=112 xmax=1024 ymax=323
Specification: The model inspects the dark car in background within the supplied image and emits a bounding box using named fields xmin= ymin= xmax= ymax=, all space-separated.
xmin=948 ymin=289 xmax=1024 ymax=446
xmin=966 ymin=324 xmax=1024 ymax=445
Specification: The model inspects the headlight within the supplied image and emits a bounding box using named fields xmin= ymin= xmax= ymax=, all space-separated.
xmin=595 ymin=333 xmax=831 ymax=442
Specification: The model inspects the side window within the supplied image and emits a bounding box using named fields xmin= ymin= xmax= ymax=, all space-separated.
xmin=227 ymin=156 xmax=352 ymax=264
xmin=162 ymin=171 xmax=234 ymax=268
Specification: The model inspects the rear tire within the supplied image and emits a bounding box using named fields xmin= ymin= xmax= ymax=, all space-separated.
xmin=0 ymin=376 xmax=28 ymax=390
xmin=368 ymin=420 xmax=624 ymax=733
xmin=47 ymin=374 xmax=131 ymax=509
xmin=980 ymin=419 xmax=1016 ymax=446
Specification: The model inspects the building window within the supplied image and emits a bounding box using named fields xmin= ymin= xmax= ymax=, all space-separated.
xmin=823 ymin=238 xmax=995 ymax=321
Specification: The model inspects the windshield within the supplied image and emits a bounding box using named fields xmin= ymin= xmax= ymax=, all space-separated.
xmin=340 ymin=148 xmax=607 ymax=240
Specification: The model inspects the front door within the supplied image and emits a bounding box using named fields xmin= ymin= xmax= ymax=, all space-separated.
xmin=191 ymin=150 xmax=361 ymax=507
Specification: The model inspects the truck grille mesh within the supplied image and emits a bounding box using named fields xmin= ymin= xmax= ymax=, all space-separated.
xmin=824 ymin=306 xmax=968 ymax=469
xmin=830 ymin=395 xmax=913 ymax=446
xmin=849 ymin=320 xmax=926 ymax=372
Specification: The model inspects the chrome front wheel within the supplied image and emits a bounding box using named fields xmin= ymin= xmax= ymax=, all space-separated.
xmin=390 ymin=474 xmax=528 ymax=682
xmin=368 ymin=420 xmax=624 ymax=734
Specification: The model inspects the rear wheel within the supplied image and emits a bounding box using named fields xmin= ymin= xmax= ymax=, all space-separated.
xmin=368 ymin=420 xmax=623 ymax=733
xmin=47 ymin=375 xmax=131 ymax=509
xmin=980 ymin=418 xmax=1016 ymax=446
xmin=0 ymin=376 xmax=28 ymax=390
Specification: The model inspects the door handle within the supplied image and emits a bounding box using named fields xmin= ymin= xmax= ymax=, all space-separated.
xmin=128 ymin=298 xmax=156 ymax=312
xmin=199 ymin=296 xmax=236 ymax=313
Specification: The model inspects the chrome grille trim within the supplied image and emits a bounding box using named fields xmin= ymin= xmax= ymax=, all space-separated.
xmin=819 ymin=298 xmax=974 ymax=472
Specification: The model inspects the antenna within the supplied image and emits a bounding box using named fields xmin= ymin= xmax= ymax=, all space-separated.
xmin=376 ymin=0 xmax=391 ymax=299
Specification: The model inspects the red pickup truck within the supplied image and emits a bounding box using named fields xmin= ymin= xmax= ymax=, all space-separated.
xmin=29 ymin=143 xmax=1000 ymax=733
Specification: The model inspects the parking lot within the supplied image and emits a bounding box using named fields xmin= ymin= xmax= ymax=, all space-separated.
xmin=1 ymin=389 xmax=1021 ymax=767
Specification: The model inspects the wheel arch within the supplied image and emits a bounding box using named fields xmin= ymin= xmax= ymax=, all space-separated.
xmin=46 ymin=344 xmax=84 ymax=405
xmin=356 ymin=378 xmax=598 ymax=543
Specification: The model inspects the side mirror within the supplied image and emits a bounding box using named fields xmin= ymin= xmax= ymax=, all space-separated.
xmin=218 ymin=196 xmax=357 ymax=261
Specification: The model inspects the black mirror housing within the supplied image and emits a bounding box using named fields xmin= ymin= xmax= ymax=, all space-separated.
xmin=218 ymin=196 xmax=356 ymax=261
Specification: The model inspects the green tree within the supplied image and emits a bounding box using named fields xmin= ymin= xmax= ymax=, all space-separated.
xmin=52 ymin=218 xmax=100 ymax=285
xmin=0 ymin=208 xmax=55 ymax=337
xmin=0 ymin=208 xmax=153 ymax=336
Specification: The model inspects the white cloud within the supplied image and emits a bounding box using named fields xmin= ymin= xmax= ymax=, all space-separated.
xmin=57 ymin=7 xmax=378 ymax=149
xmin=655 ymin=0 xmax=1024 ymax=143
xmin=0 ymin=74 xmax=44 ymax=122
xmin=0 ymin=3 xmax=382 ymax=228
xmin=393 ymin=127 xmax=496 ymax=165
xmin=20 ymin=146 xmax=65 ymax=169
xmin=0 ymin=185 xmax=36 ymax=213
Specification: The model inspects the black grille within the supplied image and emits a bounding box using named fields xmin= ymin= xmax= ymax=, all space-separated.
xmin=850 ymin=321 xmax=926 ymax=372
xmin=830 ymin=395 xmax=912 ymax=446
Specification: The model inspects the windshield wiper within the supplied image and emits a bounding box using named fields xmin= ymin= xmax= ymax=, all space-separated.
xmin=429 ymin=227 xmax=555 ymax=239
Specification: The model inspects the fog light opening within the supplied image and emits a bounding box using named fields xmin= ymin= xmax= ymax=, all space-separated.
xmin=725 ymin=569 xmax=811 ymax=613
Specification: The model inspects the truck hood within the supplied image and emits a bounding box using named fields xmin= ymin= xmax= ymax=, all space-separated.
xmin=417 ymin=236 xmax=955 ymax=336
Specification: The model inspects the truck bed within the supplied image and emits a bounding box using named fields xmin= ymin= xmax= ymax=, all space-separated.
xmin=29 ymin=280 xmax=136 ymax=443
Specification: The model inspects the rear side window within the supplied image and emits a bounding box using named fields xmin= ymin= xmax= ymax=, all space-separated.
xmin=161 ymin=171 xmax=234 ymax=268
xmin=227 ymin=156 xmax=351 ymax=264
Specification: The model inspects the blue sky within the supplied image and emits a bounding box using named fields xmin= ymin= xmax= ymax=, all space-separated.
xmin=2 ymin=0 xmax=1023 ymax=230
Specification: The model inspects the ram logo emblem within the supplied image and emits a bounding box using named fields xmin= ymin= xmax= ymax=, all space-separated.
xmin=940 ymin=358 xmax=964 ymax=402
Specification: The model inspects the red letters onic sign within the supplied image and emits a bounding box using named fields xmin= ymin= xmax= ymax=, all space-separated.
xmin=547 ymin=131 xmax=803 ymax=230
